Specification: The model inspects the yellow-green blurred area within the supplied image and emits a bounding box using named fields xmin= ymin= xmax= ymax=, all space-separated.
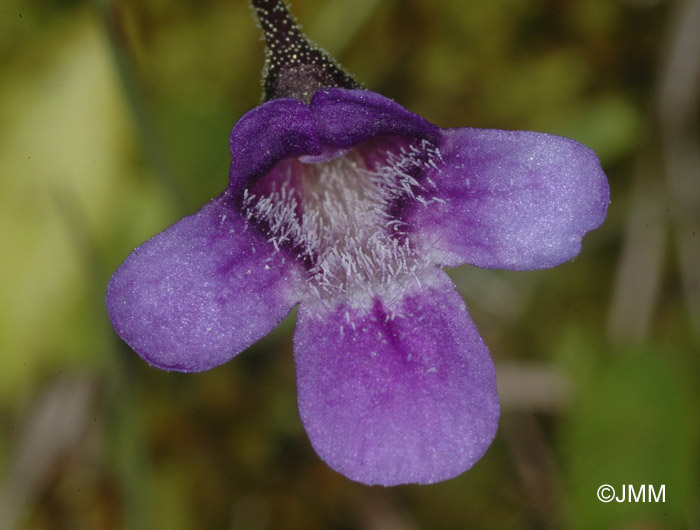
xmin=1 ymin=0 xmax=698 ymax=528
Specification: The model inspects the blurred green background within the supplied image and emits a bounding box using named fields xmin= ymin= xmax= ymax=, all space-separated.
xmin=1 ymin=0 xmax=698 ymax=528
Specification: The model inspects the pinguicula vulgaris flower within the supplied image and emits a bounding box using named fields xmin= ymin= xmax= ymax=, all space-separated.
xmin=107 ymin=0 xmax=609 ymax=486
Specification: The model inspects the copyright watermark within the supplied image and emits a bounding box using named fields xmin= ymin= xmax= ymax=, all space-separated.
xmin=596 ymin=484 xmax=616 ymax=502
xmin=597 ymin=484 xmax=665 ymax=503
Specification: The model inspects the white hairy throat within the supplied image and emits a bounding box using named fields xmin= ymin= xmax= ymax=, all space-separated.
xmin=243 ymin=136 xmax=444 ymax=307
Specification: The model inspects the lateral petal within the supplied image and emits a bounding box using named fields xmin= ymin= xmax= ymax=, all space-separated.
xmin=407 ymin=128 xmax=609 ymax=269
xmin=106 ymin=196 xmax=305 ymax=372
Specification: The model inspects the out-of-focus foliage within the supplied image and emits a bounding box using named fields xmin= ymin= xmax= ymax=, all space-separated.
xmin=0 ymin=0 xmax=697 ymax=529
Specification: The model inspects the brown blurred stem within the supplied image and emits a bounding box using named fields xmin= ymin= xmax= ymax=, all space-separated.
xmin=657 ymin=0 xmax=700 ymax=340
xmin=607 ymin=0 xmax=700 ymax=342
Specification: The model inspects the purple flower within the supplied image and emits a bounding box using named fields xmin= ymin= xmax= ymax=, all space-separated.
xmin=106 ymin=0 xmax=609 ymax=486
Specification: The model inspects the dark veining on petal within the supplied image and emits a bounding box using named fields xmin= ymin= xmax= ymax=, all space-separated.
xmin=251 ymin=0 xmax=362 ymax=103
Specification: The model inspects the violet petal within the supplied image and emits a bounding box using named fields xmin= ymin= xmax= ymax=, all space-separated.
xmin=310 ymin=88 xmax=441 ymax=148
xmin=294 ymin=269 xmax=500 ymax=485
xmin=228 ymin=98 xmax=320 ymax=194
xmin=407 ymin=128 xmax=610 ymax=269
xmin=106 ymin=197 xmax=304 ymax=372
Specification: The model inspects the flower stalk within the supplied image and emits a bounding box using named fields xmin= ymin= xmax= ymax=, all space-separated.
xmin=251 ymin=0 xmax=361 ymax=102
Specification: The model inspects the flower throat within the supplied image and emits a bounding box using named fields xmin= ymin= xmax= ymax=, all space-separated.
xmin=242 ymin=137 xmax=443 ymax=303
